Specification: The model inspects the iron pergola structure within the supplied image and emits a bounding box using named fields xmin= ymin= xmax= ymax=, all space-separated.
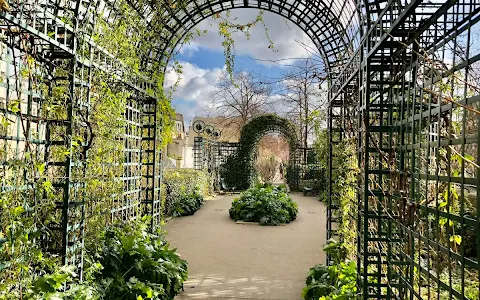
xmin=0 ymin=0 xmax=479 ymax=299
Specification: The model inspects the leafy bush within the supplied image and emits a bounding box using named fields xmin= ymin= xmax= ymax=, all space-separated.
xmin=23 ymin=266 xmax=100 ymax=300
xmin=163 ymin=169 xmax=212 ymax=217
xmin=229 ymin=184 xmax=298 ymax=225
xmin=6 ymin=221 xmax=188 ymax=300
xmin=96 ymin=221 xmax=188 ymax=300
xmin=302 ymin=264 xmax=334 ymax=299
xmin=302 ymin=262 xmax=357 ymax=300
xmin=302 ymin=241 xmax=357 ymax=300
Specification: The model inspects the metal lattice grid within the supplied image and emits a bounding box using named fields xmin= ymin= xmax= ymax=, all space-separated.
xmin=353 ymin=0 xmax=480 ymax=298
xmin=0 ymin=0 xmax=161 ymax=279
xmin=194 ymin=133 xmax=320 ymax=193
xmin=288 ymin=147 xmax=324 ymax=192
xmin=152 ymin=0 xmax=361 ymax=73
xmin=142 ymin=99 xmax=163 ymax=229
xmin=327 ymin=84 xmax=358 ymax=244
xmin=0 ymin=0 xmax=479 ymax=298
xmin=194 ymin=136 xmax=206 ymax=170
xmin=193 ymin=137 xmax=239 ymax=187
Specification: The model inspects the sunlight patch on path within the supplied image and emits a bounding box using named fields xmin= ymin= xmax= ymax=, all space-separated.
xmin=166 ymin=193 xmax=326 ymax=300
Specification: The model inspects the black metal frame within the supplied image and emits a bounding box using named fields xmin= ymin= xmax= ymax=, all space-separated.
xmin=288 ymin=147 xmax=324 ymax=192
xmin=193 ymin=137 xmax=239 ymax=187
xmin=1 ymin=0 xmax=479 ymax=298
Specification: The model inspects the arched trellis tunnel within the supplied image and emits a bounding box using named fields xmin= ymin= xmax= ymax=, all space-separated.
xmin=220 ymin=114 xmax=301 ymax=189
xmin=0 ymin=1 xmax=479 ymax=299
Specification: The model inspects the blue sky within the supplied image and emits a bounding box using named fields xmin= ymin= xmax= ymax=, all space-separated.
xmin=164 ymin=9 xmax=319 ymax=127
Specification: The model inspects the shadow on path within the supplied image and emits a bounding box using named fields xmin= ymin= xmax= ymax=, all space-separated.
xmin=166 ymin=193 xmax=327 ymax=300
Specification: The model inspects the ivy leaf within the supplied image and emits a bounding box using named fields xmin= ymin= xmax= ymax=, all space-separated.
xmin=449 ymin=235 xmax=462 ymax=245
xmin=7 ymin=99 xmax=21 ymax=113
xmin=438 ymin=201 xmax=447 ymax=209
xmin=12 ymin=206 xmax=25 ymax=216
xmin=36 ymin=163 xmax=46 ymax=175
xmin=43 ymin=180 xmax=54 ymax=195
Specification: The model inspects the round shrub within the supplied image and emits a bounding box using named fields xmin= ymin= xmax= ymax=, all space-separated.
xmin=229 ymin=184 xmax=298 ymax=225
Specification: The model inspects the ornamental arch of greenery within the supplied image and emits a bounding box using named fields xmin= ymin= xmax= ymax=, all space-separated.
xmin=1 ymin=0 xmax=479 ymax=299
xmin=221 ymin=114 xmax=299 ymax=189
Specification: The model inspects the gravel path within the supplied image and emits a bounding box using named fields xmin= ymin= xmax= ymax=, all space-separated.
xmin=166 ymin=193 xmax=327 ymax=300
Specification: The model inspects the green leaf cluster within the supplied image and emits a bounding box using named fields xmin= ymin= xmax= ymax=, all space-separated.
xmin=229 ymin=184 xmax=298 ymax=225
xmin=96 ymin=222 xmax=188 ymax=300
xmin=162 ymin=169 xmax=212 ymax=217
xmin=302 ymin=241 xmax=357 ymax=300
xmin=23 ymin=266 xmax=99 ymax=300
xmin=6 ymin=221 xmax=188 ymax=300
xmin=328 ymin=139 xmax=358 ymax=258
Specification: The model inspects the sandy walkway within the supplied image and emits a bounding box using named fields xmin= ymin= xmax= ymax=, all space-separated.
xmin=166 ymin=193 xmax=327 ymax=300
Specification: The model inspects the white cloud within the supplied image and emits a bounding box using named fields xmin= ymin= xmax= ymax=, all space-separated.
xmin=168 ymin=11 xmax=325 ymax=126
xmin=178 ymin=9 xmax=319 ymax=66
xmin=165 ymin=62 xmax=224 ymax=125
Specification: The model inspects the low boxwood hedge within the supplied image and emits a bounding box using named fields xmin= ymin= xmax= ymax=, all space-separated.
xmin=229 ymin=184 xmax=298 ymax=225
xmin=162 ymin=169 xmax=212 ymax=217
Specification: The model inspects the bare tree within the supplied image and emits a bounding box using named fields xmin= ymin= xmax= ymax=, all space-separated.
xmin=207 ymin=70 xmax=273 ymax=129
xmin=274 ymin=58 xmax=327 ymax=148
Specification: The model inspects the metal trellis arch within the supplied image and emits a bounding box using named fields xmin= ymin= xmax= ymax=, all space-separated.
xmin=0 ymin=0 xmax=479 ymax=299
xmin=222 ymin=114 xmax=300 ymax=189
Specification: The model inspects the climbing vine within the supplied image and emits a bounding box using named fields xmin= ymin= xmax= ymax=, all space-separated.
xmin=213 ymin=10 xmax=275 ymax=80
xmin=330 ymin=139 xmax=358 ymax=258
xmin=221 ymin=114 xmax=299 ymax=189
xmin=0 ymin=0 xmax=195 ymax=296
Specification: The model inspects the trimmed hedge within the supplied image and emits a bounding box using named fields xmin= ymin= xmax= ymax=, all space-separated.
xmin=162 ymin=169 xmax=212 ymax=217
xmin=221 ymin=114 xmax=299 ymax=189
xmin=229 ymin=184 xmax=298 ymax=225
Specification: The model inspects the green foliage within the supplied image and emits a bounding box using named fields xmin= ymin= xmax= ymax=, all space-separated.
xmin=229 ymin=184 xmax=298 ymax=225
xmin=213 ymin=10 xmax=275 ymax=80
xmin=1 ymin=1 xmax=183 ymax=294
xmin=2 ymin=221 xmax=188 ymax=300
xmin=313 ymin=128 xmax=328 ymax=169
xmin=163 ymin=169 xmax=212 ymax=217
xmin=219 ymin=154 xmax=244 ymax=189
xmin=323 ymin=239 xmax=348 ymax=265
xmin=222 ymin=114 xmax=299 ymax=189
xmin=302 ymin=242 xmax=357 ymax=300
xmin=24 ymin=266 xmax=100 ymax=300
xmin=325 ymin=138 xmax=358 ymax=258
xmin=302 ymin=264 xmax=335 ymax=300
xmin=93 ymin=2 xmax=177 ymax=149
xmin=96 ymin=221 xmax=188 ymax=300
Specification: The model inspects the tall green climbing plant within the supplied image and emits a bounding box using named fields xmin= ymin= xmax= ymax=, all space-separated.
xmin=221 ymin=114 xmax=299 ymax=189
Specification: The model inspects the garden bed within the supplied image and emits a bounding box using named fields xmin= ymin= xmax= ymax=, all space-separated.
xmin=162 ymin=169 xmax=213 ymax=217
xmin=229 ymin=184 xmax=298 ymax=225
